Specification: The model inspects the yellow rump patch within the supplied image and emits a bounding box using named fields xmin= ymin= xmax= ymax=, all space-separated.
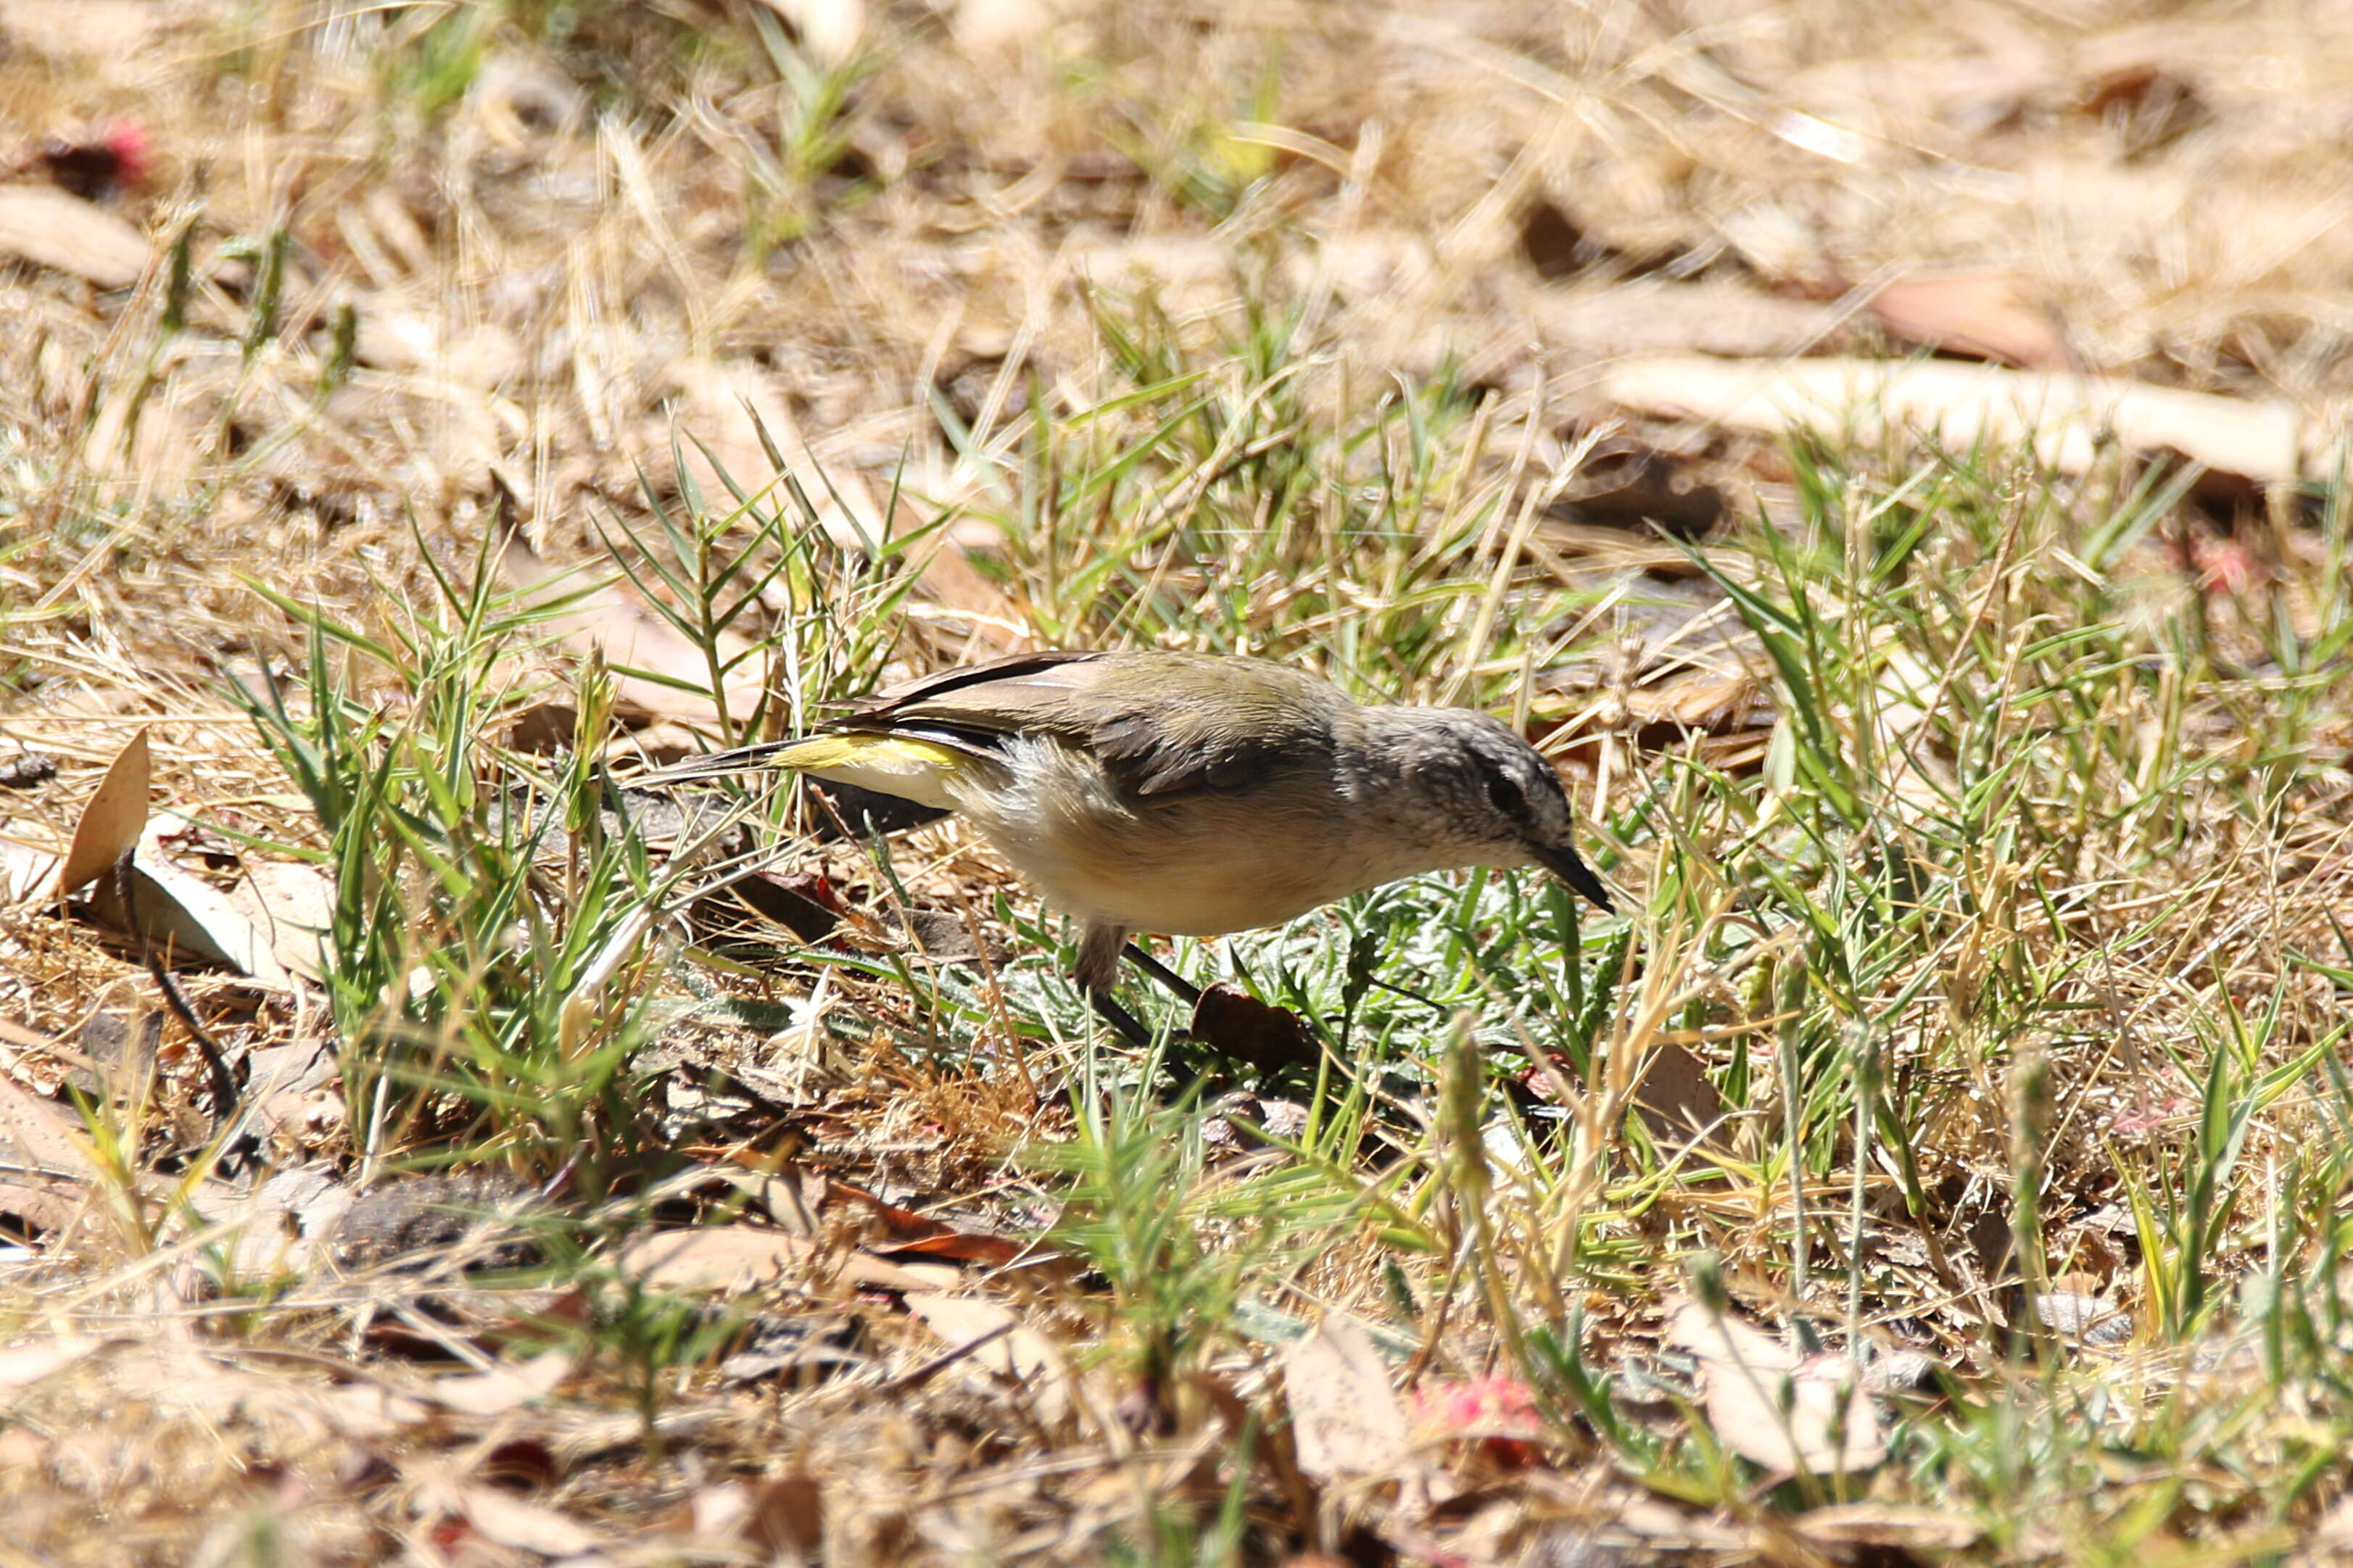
xmin=769 ymin=734 xmax=967 ymax=811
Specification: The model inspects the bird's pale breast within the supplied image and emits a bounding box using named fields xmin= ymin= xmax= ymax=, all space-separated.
xmin=942 ymin=736 xmax=1373 ymax=935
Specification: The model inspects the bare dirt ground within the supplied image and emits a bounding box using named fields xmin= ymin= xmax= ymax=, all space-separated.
xmin=5 ymin=1 xmax=2353 ymax=1564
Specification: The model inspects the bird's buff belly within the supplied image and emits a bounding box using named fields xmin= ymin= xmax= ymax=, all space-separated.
xmin=1009 ymin=831 xmax=1355 ymax=935
xmin=1044 ymin=842 xmax=1347 ymax=934
xmin=947 ymin=770 xmax=1357 ymax=935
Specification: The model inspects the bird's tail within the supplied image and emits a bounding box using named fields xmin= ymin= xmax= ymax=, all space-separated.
xmin=635 ymin=733 xmax=965 ymax=811
xmin=632 ymin=737 xmax=803 ymax=784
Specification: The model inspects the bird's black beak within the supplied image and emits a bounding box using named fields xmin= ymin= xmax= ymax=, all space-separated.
xmin=1533 ymin=842 xmax=1614 ymax=913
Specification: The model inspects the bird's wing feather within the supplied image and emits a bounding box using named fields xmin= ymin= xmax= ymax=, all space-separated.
xmin=833 ymin=651 xmax=1341 ymax=797
xmin=837 ymin=650 xmax=1107 ymax=715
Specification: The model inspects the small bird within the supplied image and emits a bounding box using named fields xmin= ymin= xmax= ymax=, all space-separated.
xmin=652 ymin=650 xmax=1613 ymax=1004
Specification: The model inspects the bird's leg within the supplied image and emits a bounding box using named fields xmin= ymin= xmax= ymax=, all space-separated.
xmin=1075 ymin=921 xmax=1128 ymax=995
xmin=1120 ymin=942 xmax=1202 ymax=1005
xmin=1088 ymin=990 xmax=1155 ymax=1047
xmin=1074 ymin=921 xmax=1154 ymax=1044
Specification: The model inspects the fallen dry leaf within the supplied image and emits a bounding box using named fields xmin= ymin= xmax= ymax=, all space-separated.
xmin=0 ymin=0 xmax=168 ymax=57
xmin=447 ymin=1484 xmax=606 ymax=1557
xmin=1632 ymin=1040 xmax=1729 ymax=1150
xmin=903 ymin=1292 xmax=1074 ymax=1425
xmin=953 ymin=0 xmax=1055 ymax=52
xmin=754 ymin=0 xmax=865 ymax=65
xmin=352 ymin=310 xmax=521 ymax=389
xmin=616 ymin=1224 xmax=960 ymax=1295
xmin=1621 ymin=671 xmax=1769 ymax=732
xmin=1600 ymin=357 xmax=2304 ymax=489
xmin=321 ymin=1381 xmax=432 ymax=1438
xmin=1869 ymin=272 xmax=2070 ymax=370
xmin=418 ymin=1349 xmax=577 ymax=1417
xmin=0 ymin=1074 xmax=90 ymax=1178
xmin=223 ymin=858 xmax=336 ymax=983
xmin=745 ymin=1470 xmax=824 ymax=1558
xmin=1526 ymin=280 xmax=1848 ymax=363
xmin=682 ymin=1482 xmax=753 ymax=1541
xmin=0 ymin=1335 xmax=102 ymax=1393
xmin=869 ymin=1228 xmax=1030 ymax=1267
xmin=56 ymin=727 xmax=149 ymax=895
xmin=1281 ymin=1317 xmax=1410 ymax=1482
xmin=0 ymin=183 xmax=148 ymax=288
xmin=2033 ymin=1289 xmax=2131 ymax=1345
xmin=88 ymin=840 xmax=297 ymax=990
xmin=1189 ymin=984 xmax=1319 ymax=1074
xmin=745 ymin=1161 xmax=1027 ymax=1266
xmin=1666 ymin=1295 xmax=1886 ymax=1474
xmin=1793 ymin=1501 xmax=1981 ymax=1552
xmin=0 ymin=1175 xmax=83 ymax=1240
xmin=189 ymin=1163 xmax=355 ymax=1278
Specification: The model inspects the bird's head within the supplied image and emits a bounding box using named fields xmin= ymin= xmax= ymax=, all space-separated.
xmin=1370 ymin=708 xmax=1615 ymax=913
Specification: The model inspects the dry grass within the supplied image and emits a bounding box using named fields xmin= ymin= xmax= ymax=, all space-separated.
xmin=4 ymin=1 xmax=2353 ymax=1564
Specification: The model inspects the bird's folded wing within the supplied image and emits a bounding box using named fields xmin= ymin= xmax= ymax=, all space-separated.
xmin=841 ymin=651 xmax=1338 ymax=797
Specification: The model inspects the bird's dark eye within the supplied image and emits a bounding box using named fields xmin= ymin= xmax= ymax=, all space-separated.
xmin=1486 ymin=772 xmax=1526 ymax=818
